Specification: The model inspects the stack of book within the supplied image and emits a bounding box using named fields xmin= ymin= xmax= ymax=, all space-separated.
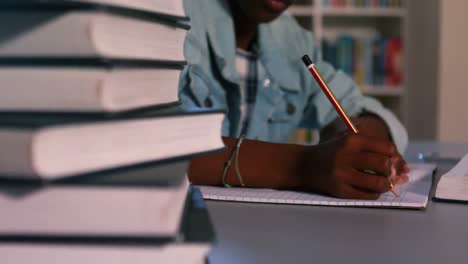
xmin=0 ymin=0 xmax=223 ymax=263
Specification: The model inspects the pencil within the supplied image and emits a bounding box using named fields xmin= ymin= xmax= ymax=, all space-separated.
xmin=301 ymin=54 xmax=399 ymax=197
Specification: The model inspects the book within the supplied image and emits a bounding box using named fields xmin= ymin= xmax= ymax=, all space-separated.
xmin=69 ymin=0 xmax=186 ymax=19
xmin=0 ymin=176 xmax=189 ymax=237
xmin=385 ymin=37 xmax=403 ymax=86
xmin=372 ymin=36 xmax=386 ymax=85
xmin=1 ymin=0 xmax=186 ymax=20
xmin=338 ymin=35 xmax=357 ymax=76
xmin=55 ymin=158 xmax=190 ymax=187
xmin=435 ymin=154 xmax=468 ymax=202
xmin=353 ymin=37 xmax=365 ymax=85
xmin=0 ymin=66 xmax=182 ymax=112
xmin=363 ymin=36 xmax=375 ymax=85
xmin=322 ymin=38 xmax=338 ymax=69
xmin=0 ymin=188 xmax=214 ymax=264
xmin=200 ymin=163 xmax=437 ymax=209
xmin=0 ymin=10 xmax=186 ymax=62
xmin=336 ymin=35 xmax=355 ymax=76
xmin=0 ymin=107 xmax=224 ymax=179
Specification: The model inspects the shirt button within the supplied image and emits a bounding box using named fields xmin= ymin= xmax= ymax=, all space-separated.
xmin=204 ymin=97 xmax=213 ymax=108
xmin=263 ymin=79 xmax=271 ymax=87
xmin=286 ymin=102 xmax=296 ymax=115
xmin=216 ymin=57 xmax=226 ymax=68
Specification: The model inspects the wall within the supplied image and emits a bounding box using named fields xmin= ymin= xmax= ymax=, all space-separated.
xmin=437 ymin=0 xmax=468 ymax=142
xmin=405 ymin=0 xmax=440 ymax=140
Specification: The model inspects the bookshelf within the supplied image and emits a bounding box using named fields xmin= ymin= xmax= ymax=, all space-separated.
xmin=289 ymin=6 xmax=406 ymax=17
xmin=290 ymin=0 xmax=407 ymax=124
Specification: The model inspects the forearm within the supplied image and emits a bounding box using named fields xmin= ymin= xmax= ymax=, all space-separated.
xmin=188 ymin=137 xmax=304 ymax=189
xmin=189 ymin=134 xmax=405 ymax=199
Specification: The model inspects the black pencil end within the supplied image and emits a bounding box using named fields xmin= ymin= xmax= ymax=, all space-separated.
xmin=301 ymin=55 xmax=313 ymax=66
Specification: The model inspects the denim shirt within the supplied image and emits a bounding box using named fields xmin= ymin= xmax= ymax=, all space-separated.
xmin=179 ymin=0 xmax=408 ymax=153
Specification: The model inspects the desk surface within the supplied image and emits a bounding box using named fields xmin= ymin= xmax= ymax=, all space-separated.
xmin=206 ymin=141 xmax=468 ymax=264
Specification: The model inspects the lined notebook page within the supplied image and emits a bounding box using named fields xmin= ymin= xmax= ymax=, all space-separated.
xmin=199 ymin=163 xmax=437 ymax=209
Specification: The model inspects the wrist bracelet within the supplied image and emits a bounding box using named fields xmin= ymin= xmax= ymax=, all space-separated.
xmin=222 ymin=134 xmax=246 ymax=187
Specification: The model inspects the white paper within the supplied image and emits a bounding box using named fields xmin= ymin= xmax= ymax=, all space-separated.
xmin=199 ymin=163 xmax=437 ymax=209
xmin=435 ymin=154 xmax=468 ymax=201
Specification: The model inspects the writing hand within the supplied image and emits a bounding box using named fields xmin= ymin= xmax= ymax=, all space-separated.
xmin=321 ymin=115 xmax=410 ymax=186
xmin=302 ymin=133 xmax=399 ymax=200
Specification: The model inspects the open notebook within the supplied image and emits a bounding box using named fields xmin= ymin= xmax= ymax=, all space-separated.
xmin=435 ymin=153 xmax=468 ymax=202
xmin=199 ymin=163 xmax=437 ymax=209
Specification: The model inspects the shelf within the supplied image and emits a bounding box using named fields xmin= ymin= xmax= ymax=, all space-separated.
xmin=360 ymin=86 xmax=404 ymax=96
xmin=321 ymin=7 xmax=406 ymax=17
xmin=288 ymin=6 xmax=316 ymax=16
xmin=289 ymin=6 xmax=405 ymax=17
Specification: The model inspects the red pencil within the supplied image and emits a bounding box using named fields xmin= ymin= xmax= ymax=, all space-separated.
xmin=301 ymin=55 xmax=399 ymax=197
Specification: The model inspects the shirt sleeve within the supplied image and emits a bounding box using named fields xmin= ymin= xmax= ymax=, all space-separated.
xmin=179 ymin=67 xmax=201 ymax=109
xmin=178 ymin=0 xmax=214 ymax=110
xmin=300 ymin=35 xmax=408 ymax=154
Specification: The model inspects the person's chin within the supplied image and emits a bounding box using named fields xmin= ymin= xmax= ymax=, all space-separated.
xmin=256 ymin=0 xmax=292 ymax=22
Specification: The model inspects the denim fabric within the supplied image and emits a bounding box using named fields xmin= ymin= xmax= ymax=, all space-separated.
xmin=179 ymin=0 xmax=408 ymax=153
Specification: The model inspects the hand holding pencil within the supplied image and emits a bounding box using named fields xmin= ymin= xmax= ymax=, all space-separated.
xmin=300 ymin=55 xmax=409 ymax=199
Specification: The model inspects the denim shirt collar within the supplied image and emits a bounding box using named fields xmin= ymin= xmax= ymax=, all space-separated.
xmin=206 ymin=0 xmax=301 ymax=92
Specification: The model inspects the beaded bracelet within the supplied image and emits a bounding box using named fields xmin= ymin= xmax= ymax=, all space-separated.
xmin=222 ymin=134 xmax=246 ymax=187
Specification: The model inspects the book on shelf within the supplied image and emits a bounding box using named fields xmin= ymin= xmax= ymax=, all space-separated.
xmin=0 ymin=187 xmax=215 ymax=264
xmin=385 ymin=37 xmax=402 ymax=86
xmin=0 ymin=10 xmax=187 ymax=62
xmin=1 ymin=0 xmax=187 ymax=21
xmin=0 ymin=65 xmax=183 ymax=113
xmin=0 ymin=107 xmax=224 ymax=180
xmin=336 ymin=35 xmax=354 ymax=76
xmin=372 ymin=35 xmax=386 ymax=86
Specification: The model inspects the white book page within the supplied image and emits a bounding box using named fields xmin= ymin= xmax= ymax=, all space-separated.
xmin=72 ymin=0 xmax=185 ymax=17
xmin=199 ymin=163 xmax=437 ymax=209
xmin=440 ymin=153 xmax=468 ymax=177
xmin=435 ymin=154 xmax=468 ymax=201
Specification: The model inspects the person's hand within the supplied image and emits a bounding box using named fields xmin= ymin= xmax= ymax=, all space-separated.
xmin=320 ymin=115 xmax=410 ymax=185
xmin=357 ymin=115 xmax=411 ymax=186
xmin=389 ymin=153 xmax=410 ymax=186
xmin=320 ymin=115 xmax=388 ymax=142
xmin=300 ymin=133 xmax=399 ymax=200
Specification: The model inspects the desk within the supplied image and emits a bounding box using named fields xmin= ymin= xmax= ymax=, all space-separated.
xmin=206 ymin=141 xmax=468 ymax=264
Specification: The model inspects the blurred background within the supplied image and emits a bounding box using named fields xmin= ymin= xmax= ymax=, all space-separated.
xmin=290 ymin=0 xmax=468 ymax=143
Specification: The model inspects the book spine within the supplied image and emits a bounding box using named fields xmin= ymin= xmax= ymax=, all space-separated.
xmin=385 ymin=37 xmax=402 ymax=86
